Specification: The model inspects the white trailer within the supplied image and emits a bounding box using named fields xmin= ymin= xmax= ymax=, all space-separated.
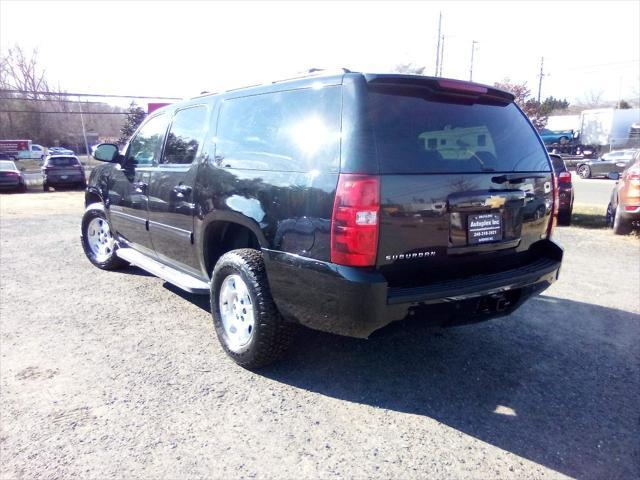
xmin=579 ymin=108 xmax=640 ymax=149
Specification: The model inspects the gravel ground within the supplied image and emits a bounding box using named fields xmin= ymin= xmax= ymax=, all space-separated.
xmin=1 ymin=191 xmax=639 ymax=479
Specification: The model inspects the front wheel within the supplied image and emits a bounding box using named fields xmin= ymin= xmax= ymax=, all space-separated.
xmin=577 ymin=165 xmax=591 ymax=179
xmin=81 ymin=207 xmax=128 ymax=270
xmin=559 ymin=136 xmax=569 ymax=145
xmin=211 ymin=249 xmax=295 ymax=369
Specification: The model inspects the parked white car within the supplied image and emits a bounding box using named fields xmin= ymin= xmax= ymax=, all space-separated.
xmin=16 ymin=144 xmax=47 ymax=160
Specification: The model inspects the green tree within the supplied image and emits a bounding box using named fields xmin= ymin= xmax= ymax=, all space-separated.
xmin=540 ymin=96 xmax=570 ymax=115
xmin=118 ymin=102 xmax=146 ymax=145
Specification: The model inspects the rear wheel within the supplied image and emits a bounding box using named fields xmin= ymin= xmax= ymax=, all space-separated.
xmin=81 ymin=207 xmax=128 ymax=270
xmin=577 ymin=165 xmax=591 ymax=179
xmin=211 ymin=248 xmax=295 ymax=369
xmin=557 ymin=210 xmax=571 ymax=226
xmin=613 ymin=205 xmax=632 ymax=235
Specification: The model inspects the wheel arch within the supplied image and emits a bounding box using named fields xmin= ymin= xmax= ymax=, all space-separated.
xmin=85 ymin=186 xmax=103 ymax=207
xmin=199 ymin=213 xmax=268 ymax=278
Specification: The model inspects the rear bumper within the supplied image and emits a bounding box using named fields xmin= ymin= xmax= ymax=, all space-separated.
xmin=44 ymin=175 xmax=85 ymax=185
xmin=618 ymin=205 xmax=640 ymax=222
xmin=264 ymin=240 xmax=563 ymax=338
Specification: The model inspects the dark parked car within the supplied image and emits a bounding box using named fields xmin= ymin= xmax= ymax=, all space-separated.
xmin=549 ymin=154 xmax=574 ymax=225
xmin=81 ymin=71 xmax=563 ymax=368
xmin=42 ymin=155 xmax=86 ymax=191
xmin=0 ymin=160 xmax=27 ymax=192
xmin=576 ymin=149 xmax=638 ymax=179
xmin=606 ymin=152 xmax=640 ymax=234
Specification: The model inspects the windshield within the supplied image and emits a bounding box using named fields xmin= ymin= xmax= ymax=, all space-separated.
xmin=48 ymin=157 xmax=79 ymax=167
xmin=0 ymin=160 xmax=17 ymax=171
xmin=368 ymin=87 xmax=551 ymax=174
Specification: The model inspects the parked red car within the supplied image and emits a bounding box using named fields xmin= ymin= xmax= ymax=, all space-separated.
xmin=549 ymin=154 xmax=574 ymax=226
xmin=607 ymin=152 xmax=640 ymax=234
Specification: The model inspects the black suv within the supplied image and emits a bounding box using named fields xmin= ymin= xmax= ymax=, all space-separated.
xmin=82 ymin=71 xmax=563 ymax=368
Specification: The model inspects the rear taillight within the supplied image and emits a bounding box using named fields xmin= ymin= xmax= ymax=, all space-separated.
xmin=558 ymin=171 xmax=572 ymax=184
xmin=331 ymin=174 xmax=380 ymax=267
xmin=547 ymin=176 xmax=559 ymax=238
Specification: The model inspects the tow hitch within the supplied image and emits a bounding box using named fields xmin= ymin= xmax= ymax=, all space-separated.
xmin=477 ymin=293 xmax=512 ymax=314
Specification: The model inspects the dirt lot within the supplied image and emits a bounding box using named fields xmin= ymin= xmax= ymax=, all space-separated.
xmin=1 ymin=191 xmax=639 ymax=479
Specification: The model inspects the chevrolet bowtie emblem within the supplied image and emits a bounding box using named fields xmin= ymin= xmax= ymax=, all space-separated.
xmin=484 ymin=196 xmax=506 ymax=209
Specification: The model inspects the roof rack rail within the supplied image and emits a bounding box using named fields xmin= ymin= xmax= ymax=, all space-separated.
xmin=271 ymin=67 xmax=352 ymax=84
xmin=193 ymin=68 xmax=353 ymax=99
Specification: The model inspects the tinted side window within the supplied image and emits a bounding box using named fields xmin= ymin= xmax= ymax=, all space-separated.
xmin=215 ymin=86 xmax=341 ymax=172
xmin=126 ymin=114 xmax=168 ymax=166
xmin=162 ymin=106 xmax=207 ymax=165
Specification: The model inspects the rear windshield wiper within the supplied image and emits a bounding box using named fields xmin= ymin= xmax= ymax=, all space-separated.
xmin=492 ymin=173 xmax=548 ymax=184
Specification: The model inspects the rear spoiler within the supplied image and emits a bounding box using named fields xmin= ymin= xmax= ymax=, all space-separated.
xmin=362 ymin=74 xmax=515 ymax=103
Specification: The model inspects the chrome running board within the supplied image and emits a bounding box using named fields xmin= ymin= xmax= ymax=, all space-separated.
xmin=116 ymin=247 xmax=210 ymax=295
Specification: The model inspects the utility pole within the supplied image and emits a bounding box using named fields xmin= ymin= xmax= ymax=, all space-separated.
xmin=78 ymin=99 xmax=91 ymax=160
xmin=537 ymin=56 xmax=545 ymax=103
xmin=439 ymin=35 xmax=445 ymax=76
xmin=434 ymin=12 xmax=442 ymax=76
xmin=469 ymin=40 xmax=478 ymax=81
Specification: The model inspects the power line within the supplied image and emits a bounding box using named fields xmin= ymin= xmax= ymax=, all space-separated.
xmin=0 ymin=110 xmax=128 ymax=115
xmin=0 ymin=96 xmax=114 ymax=104
xmin=0 ymin=89 xmax=181 ymax=100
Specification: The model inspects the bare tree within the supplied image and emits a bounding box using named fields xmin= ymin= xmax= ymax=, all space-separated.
xmin=0 ymin=44 xmax=125 ymax=146
xmin=578 ymin=90 xmax=605 ymax=108
xmin=0 ymin=45 xmax=50 ymax=98
xmin=392 ymin=63 xmax=426 ymax=75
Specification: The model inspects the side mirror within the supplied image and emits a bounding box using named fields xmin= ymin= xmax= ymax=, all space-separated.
xmin=93 ymin=143 xmax=120 ymax=162
xmin=607 ymin=172 xmax=620 ymax=181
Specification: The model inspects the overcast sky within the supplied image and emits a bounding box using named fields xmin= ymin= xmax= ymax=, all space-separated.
xmin=1 ymin=0 xmax=639 ymax=106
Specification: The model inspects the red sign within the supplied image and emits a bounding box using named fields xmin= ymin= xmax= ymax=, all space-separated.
xmin=0 ymin=140 xmax=29 ymax=153
xmin=147 ymin=103 xmax=171 ymax=114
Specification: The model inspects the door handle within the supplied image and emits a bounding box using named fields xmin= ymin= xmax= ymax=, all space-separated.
xmin=172 ymin=184 xmax=192 ymax=198
xmin=132 ymin=181 xmax=148 ymax=193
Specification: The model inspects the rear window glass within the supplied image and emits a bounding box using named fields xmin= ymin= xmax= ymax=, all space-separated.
xmin=0 ymin=161 xmax=17 ymax=171
xmin=368 ymin=87 xmax=550 ymax=173
xmin=48 ymin=157 xmax=79 ymax=167
xmin=214 ymin=86 xmax=342 ymax=172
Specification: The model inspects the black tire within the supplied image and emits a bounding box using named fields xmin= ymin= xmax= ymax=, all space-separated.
xmin=613 ymin=206 xmax=632 ymax=235
xmin=577 ymin=164 xmax=591 ymax=179
xmin=81 ymin=207 xmax=128 ymax=270
xmin=606 ymin=203 xmax=615 ymax=228
xmin=557 ymin=211 xmax=571 ymax=226
xmin=211 ymin=248 xmax=295 ymax=369
xmin=559 ymin=136 xmax=569 ymax=145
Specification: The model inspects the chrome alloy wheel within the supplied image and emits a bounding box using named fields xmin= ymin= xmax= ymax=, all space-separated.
xmin=86 ymin=217 xmax=115 ymax=263
xmin=219 ymin=274 xmax=255 ymax=351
